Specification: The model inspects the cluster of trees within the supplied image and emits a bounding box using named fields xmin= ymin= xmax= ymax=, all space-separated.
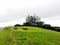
xmin=14 ymin=15 xmax=60 ymax=32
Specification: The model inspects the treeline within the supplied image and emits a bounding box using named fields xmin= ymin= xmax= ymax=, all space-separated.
xmin=14 ymin=15 xmax=60 ymax=32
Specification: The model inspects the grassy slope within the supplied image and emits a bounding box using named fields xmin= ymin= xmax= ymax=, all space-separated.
xmin=0 ymin=26 xmax=60 ymax=45
xmin=0 ymin=28 xmax=17 ymax=45
xmin=12 ymin=26 xmax=60 ymax=45
xmin=0 ymin=29 xmax=9 ymax=45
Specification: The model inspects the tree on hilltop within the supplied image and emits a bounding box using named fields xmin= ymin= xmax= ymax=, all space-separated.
xmin=23 ymin=14 xmax=44 ymax=26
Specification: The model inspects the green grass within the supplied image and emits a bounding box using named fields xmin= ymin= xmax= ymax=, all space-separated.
xmin=0 ymin=27 xmax=17 ymax=45
xmin=12 ymin=26 xmax=60 ymax=45
xmin=0 ymin=29 xmax=9 ymax=45
xmin=0 ymin=26 xmax=60 ymax=45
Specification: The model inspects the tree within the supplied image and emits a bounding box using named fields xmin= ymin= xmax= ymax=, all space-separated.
xmin=14 ymin=24 xmax=21 ymax=27
xmin=42 ymin=24 xmax=51 ymax=29
xmin=36 ymin=21 xmax=44 ymax=27
xmin=23 ymin=22 xmax=31 ymax=26
xmin=26 ymin=15 xmax=41 ymax=26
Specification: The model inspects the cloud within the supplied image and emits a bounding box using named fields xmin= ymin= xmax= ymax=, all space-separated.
xmin=0 ymin=18 xmax=25 ymax=27
xmin=0 ymin=0 xmax=60 ymax=27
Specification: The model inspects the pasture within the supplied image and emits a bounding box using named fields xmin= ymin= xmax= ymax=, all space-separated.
xmin=0 ymin=26 xmax=60 ymax=45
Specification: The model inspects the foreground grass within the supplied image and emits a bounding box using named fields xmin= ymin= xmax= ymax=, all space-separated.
xmin=0 ymin=26 xmax=60 ymax=45
xmin=0 ymin=29 xmax=9 ymax=45
xmin=0 ymin=28 xmax=17 ymax=45
xmin=12 ymin=26 xmax=60 ymax=45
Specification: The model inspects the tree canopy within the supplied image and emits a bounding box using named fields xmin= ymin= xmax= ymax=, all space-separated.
xmin=26 ymin=15 xmax=41 ymax=25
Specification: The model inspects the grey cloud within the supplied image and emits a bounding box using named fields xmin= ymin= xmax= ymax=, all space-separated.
xmin=0 ymin=0 xmax=60 ymax=23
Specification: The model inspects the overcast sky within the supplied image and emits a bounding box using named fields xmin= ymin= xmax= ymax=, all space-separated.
xmin=0 ymin=0 xmax=60 ymax=27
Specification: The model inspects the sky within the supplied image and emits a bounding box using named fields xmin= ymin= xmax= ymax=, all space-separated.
xmin=0 ymin=0 xmax=60 ymax=27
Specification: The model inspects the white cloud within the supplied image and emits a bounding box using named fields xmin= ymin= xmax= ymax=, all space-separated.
xmin=0 ymin=18 xmax=25 ymax=27
xmin=0 ymin=0 xmax=60 ymax=27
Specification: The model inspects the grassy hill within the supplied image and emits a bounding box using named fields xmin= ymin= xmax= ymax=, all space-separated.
xmin=0 ymin=26 xmax=60 ymax=45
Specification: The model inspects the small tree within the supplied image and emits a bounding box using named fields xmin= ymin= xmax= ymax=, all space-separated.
xmin=26 ymin=15 xmax=41 ymax=25
xmin=23 ymin=22 xmax=31 ymax=26
xmin=14 ymin=24 xmax=21 ymax=27
xmin=36 ymin=21 xmax=44 ymax=27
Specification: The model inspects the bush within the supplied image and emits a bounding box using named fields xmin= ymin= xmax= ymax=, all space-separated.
xmin=14 ymin=24 xmax=21 ymax=27
xmin=42 ymin=24 xmax=51 ymax=29
xmin=23 ymin=22 xmax=31 ymax=26
xmin=22 ymin=28 xmax=28 ymax=30
xmin=51 ymin=27 xmax=60 ymax=32
xmin=36 ymin=21 xmax=44 ymax=27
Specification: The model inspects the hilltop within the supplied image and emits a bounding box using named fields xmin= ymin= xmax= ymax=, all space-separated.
xmin=0 ymin=26 xmax=60 ymax=45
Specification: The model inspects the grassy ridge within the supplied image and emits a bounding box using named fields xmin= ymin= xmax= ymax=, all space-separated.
xmin=0 ymin=28 xmax=17 ymax=45
xmin=12 ymin=26 xmax=60 ymax=45
xmin=0 ymin=29 xmax=9 ymax=45
xmin=0 ymin=26 xmax=60 ymax=45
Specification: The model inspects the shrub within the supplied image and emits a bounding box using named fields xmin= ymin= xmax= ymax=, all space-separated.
xmin=22 ymin=28 xmax=28 ymax=30
xmin=14 ymin=24 xmax=21 ymax=27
